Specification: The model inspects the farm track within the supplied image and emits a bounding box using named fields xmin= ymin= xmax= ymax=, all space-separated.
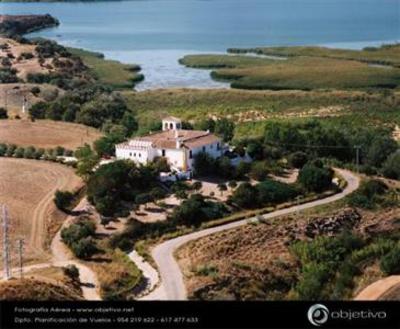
xmin=29 ymin=164 xmax=70 ymax=256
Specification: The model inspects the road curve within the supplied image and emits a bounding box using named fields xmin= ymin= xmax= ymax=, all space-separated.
xmin=145 ymin=169 xmax=360 ymax=300
xmin=355 ymin=276 xmax=400 ymax=300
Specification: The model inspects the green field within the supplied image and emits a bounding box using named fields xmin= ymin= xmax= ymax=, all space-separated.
xmin=123 ymin=88 xmax=400 ymax=139
xmin=68 ymin=48 xmax=144 ymax=90
xmin=180 ymin=53 xmax=400 ymax=91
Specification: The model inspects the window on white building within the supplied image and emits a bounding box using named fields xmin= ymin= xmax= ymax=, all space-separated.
xmin=202 ymin=146 xmax=206 ymax=152
xmin=162 ymin=149 xmax=166 ymax=156
xmin=217 ymin=143 xmax=220 ymax=150
xmin=189 ymin=150 xmax=193 ymax=159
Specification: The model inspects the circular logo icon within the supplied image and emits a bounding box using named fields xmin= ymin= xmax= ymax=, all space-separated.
xmin=308 ymin=304 xmax=329 ymax=327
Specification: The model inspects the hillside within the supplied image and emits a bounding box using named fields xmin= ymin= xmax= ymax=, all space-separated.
xmin=0 ymin=14 xmax=59 ymax=35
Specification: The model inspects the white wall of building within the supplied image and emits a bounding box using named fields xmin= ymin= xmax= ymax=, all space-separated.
xmin=187 ymin=140 xmax=222 ymax=169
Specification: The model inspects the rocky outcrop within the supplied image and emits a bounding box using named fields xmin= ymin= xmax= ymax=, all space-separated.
xmin=280 ymin=208 xmax=362 ymax=245
xmin=0 ymin=14 xmax=59 ymax=35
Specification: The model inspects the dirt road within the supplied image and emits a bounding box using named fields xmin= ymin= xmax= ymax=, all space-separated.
xmin=144 ymin=169 xmax=360 ymax=300
xmin=1 ymin=198 xmax=101 ymax=301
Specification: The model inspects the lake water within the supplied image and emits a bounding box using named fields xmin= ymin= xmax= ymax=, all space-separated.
xmin=1 ymin=0 xmax=399 ymax=89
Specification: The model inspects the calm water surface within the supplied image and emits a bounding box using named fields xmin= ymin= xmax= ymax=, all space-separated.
xmin=1 ymin=0 xmax=399 ymax=89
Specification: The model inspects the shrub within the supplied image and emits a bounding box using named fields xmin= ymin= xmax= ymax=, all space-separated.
xmin=348 ymin=180 xmax=388 ymax=209
xmin=0 ymin=107 xmax=8 ymax=119
xmin=61 ymin=220 xmax=96 ymax=246
xmin=71 ymin=237 xmax=98 ymax=259
xmin=249 ymin=161 xmax=269 ymax=181
xmin=23 ymin=146 xmax=36 ymax=159
xmin=288 ymin=151 xmax=308 ymax=169
xmin=193 ymin=152 xmax=216 ymax=176
xmin=298 ymin=162 xmax=334 ymax=193
xmin=14 ymin=147 xmax=25 ymax=158
xmin=256 ymin=179 xmax=298 ymax=205
xmin=54 ymin=190 xmax=74 ymax=211
xmin=380 ymin=246 xmax=400 ymax=275
xmin=382 ymin=150 xmax=400 ymax=180
xmin=230 ymin=182 xmax=259 ymax=208
xmin=30 ymin=86 xmax=41 ymax=96
xmin=63 ymin=265 xmax=80 ymax=281
xmin=0 ymin=143 xmax=6 ymax=156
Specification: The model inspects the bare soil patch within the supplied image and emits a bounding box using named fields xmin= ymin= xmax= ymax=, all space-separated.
xmin=0 ymin=119 xmax=102 ymax=149
xmin=0 ymin=158 xmax=83 ymax=266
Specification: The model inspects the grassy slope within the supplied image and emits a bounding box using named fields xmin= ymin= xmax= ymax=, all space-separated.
xmin=123 ymin=88 xmax=400 ymax=139
xmin=181 ymin=54 xmax=400 ymax=90
xmin=68 ymin=48 xmax=144 ymax=90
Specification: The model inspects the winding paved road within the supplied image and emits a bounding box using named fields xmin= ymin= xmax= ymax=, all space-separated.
xmin=144 ymin=169 xmax=360 ymax=300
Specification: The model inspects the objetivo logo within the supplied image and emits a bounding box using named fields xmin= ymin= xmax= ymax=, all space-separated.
xmin=308 ymin=304 xmax=329 ymax=327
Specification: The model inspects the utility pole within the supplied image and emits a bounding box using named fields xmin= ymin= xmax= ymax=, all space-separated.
xmin=16 ymin=238 xmax=24 ymax=279
xmin=2 ymin=205 xmax=11 ymax=280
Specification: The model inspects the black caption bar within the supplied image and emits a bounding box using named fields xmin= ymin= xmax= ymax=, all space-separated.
xmin=1 ymin=301 xmax=399 ymax=329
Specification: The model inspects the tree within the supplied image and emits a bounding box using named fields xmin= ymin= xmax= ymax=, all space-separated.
xmin=288 ymin=151 xmax=308 ymax=169
xmin=217 ymin=156 xmax=234 ymax=179
xmin=152 ymin=157 xmax=170 ymax=173
xmin=14 ymin=147 xmax=25 ymax=158
xmin=87 ymin=160 xmax=157 ymax=216
xmin=195 ymin=118 xmax=215 ymax=132
xmin=75 ymin=144 xmax=99 ymax=179
xmin=120 ymin=112 xmax=138 ymax=136
xmin=150 ymin=187 xmax=166 ymax=200
xmin=380 ymin=246 xmax=400 ymax=275
xmin=217 ymin=183 xmax=227 ymax=196
xmin=298 ymin=163 xmax=334 ymax=193
xmin=193 ymin=152 xmax=215 ymax=176
xmin=54 ymin=190 xmax=74 ymax=211
xmin=72 ymin=237 xmax=98 ymax=259
xmin=63 ymin=265 xmax=80 ymax=281
xmin=23 ymin=146 xmax=36 ymax=159
xmin=0 ymin=107 xmax=8 ymax=119
xmin=246 ymin=141 xmax=263 ymax=160
xmin=228 ymin=180 xmax=237 ymax=189
xmin=249 ymin=161 xmax=269 ymax=181
xmin=215 ymin=118 xmax=235 ymax=142
xmin=135 ymin=193 xmax=153 ymax=209
xmin=175 ymin=190 xmax=188 ymax=200
xmin=234 ymin=161 xmax=251 ymax=179
xmin=365 ymin=136 xmax=398 ymax=168
xmin=192 ymin=181 xmax=203 ymax=192
xmin=30 ymin=86 xmax=41 ymax=96
xmin=256 ymin=179 xmax=298 ymax=205
xmin=29 ymin=102 xmax=47 ymax=119
xmin=230 ymin=183 xmax=258 ymax=209
xmin=382 ymin=150 xmax=400 ymax=180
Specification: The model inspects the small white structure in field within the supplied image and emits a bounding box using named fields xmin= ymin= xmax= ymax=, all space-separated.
xmin=116 ymin=117 xmax=223 ymax=175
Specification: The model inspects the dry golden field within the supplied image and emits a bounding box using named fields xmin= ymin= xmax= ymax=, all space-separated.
xmin=0 ymin=158 xmax=83 ymax=266
xmin=0 ymin=119 xmax=102 ymax=149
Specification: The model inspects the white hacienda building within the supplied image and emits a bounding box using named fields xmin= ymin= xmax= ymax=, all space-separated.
xmin=115 ymin=117 xmax=223 ymax=175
